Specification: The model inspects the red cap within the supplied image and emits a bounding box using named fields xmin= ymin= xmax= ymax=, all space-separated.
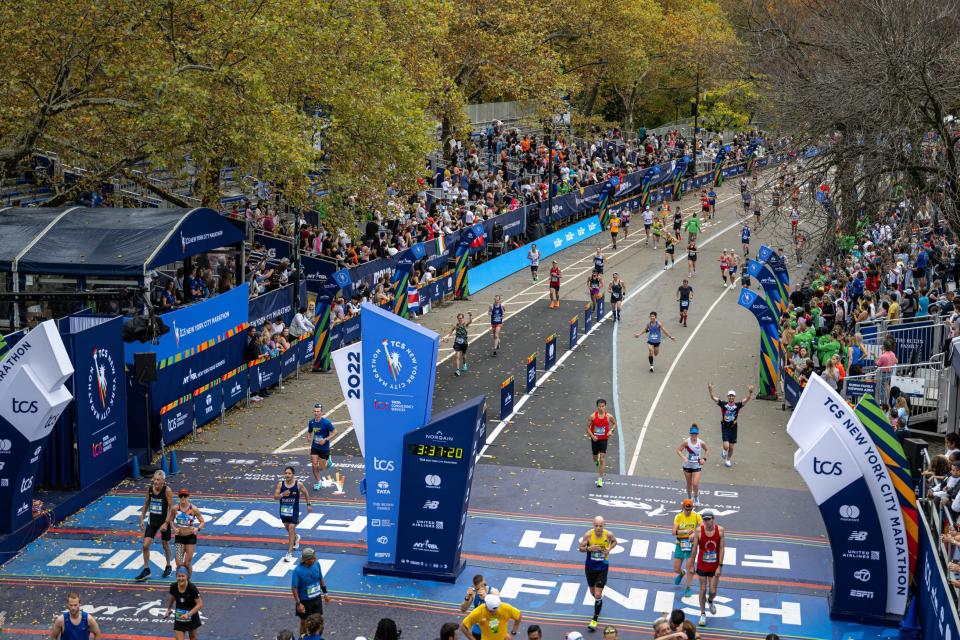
xmin=178 ymin=488 xmax=190 ymax=497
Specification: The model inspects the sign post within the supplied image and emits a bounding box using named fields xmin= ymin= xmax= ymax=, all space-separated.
xmin=500 ymin=376 xmax=514 ymax=420
xmin=526 ymin=353 xmax=537 ymax=394
xmin=569 ymin=316 xmax=578 ymax=350
xmin=545 ymin=334 xmax=557 ymax=370
xmin=584 ymin=303 xmax=593 ymax=334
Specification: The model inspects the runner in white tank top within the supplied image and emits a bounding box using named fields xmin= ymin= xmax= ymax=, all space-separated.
xmin=676 ymin=424 xmax=709 ymax=505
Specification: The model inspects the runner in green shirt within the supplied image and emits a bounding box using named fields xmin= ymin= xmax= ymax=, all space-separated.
xmin=684 ymin=216 xmax=702 ymax=243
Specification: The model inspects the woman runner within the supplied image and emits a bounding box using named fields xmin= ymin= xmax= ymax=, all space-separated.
xmin=489 ymin=294 xmax=505 ymax=356
xmin=635 ymin=311 xmax=676 ymax=372
xmin=171 ymin=489 xmax=205 ymax=579
xmin=588 ymin=270 xmax=604 ymax=312
xmin=166 ymin=566 xmax=203 ymax=640
xmin=608 ymin=274 xmax=626 ymax=322
xmin=677 ymin=424 xmax=708 ymax=504
xmin=687 ymin=241 xmax=698 ymax=278
xmin=663 ymin=231 xmax=676 ymax=270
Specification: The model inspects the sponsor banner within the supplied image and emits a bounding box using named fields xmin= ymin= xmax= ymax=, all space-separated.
xmin=783 ymin=369 xmax=802 ymax=408
xmin=280 ymin=343 xmax=300 ymax=379
xmin=148 ymin=209 xmax=244 ymax=268
xmin=758 ymin=245 xmax=791 ymax=296
xmin=395 ymin=396 xmax=485 ymax=577
xmin=341 ymin=316 xmax=361 ymax=345
xmin=151 ymin=333 xmax=244 ymax=413
xmin=860 ymin=320 xmax=935 ymax=364
xmin=221 ymin=367 xmax=248 ymax=409
xmin=468 ymin=216 xmax=603 ymax=294
xmin=917 ymin=507 xmax=960 ymax=640
xmin=361 ymin=303 xmax=439 ymax=565
xmin=123 ymin=283 xmax=250 ymax=365
xmin=328 ymin=322 xmax=344 ymax=353
xmin=248 ymin=284 xmax=295 ymax=331
xmin=71 ymin=316 xmax=128 ymax=490
xmin=331 ymin=343 xmax=365 ymax=457
xmin=301 ymin=254 xmax=339 ymax=294
xmin=747 ymin=259 xmax=784 ymax=317
xmin=545 ymin=334 xmax=557 ymax=370
xmin=526 ymin=353 xmax=537 ymax=394
xmin=248 ymin=356 xmax=281 ymax=393
xmin=787 ymin=374 xmax=908 ymax=617
xmin=584 ymin=304 xmax=593 ymax=333
xmin=193 ymin=382 xmax=222 ymax=428
xmin=738 ymin=288 xmax=777 ymax=327
xmin=159 ymin=396 xmax=193 ymax=444
xmin=500 ymin=376 xmax=514 ymax=420
xmin=253 ymin=233 xmax=292 ymax=261
xmin=569 ymin=315 xmax=578 ymax=350
xmin=299 ymin=333 xmax=315 ymax=366
xmin=0 ymin=320 xmax=75 ymax=534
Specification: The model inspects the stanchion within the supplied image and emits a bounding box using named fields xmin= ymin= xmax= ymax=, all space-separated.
xmin=545 ymin=334 xmax=557 ymax=370
xmin=526 ymin=352 xmax=537 ymax=393
xmin=584 ymin=303 xmax=593 ymax=333
xmin=569 ymin=315 xmax=578 ymax=349
xmin=131 ymin=455 xmax=141 ymax=479
xmin=500 ymin=375 xmax=514 ymax=420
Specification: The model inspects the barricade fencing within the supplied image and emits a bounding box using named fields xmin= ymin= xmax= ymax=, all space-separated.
xmin=854 ymin=316 xmax=949 ymax=368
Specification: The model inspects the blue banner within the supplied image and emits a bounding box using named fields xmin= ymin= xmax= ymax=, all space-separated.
xmin=301 ymin=255 xmax=340 ymax=294
xmin=222 ymin=368 xmax=248 ymax=409
xmin=361 ymin=303 xmax=440 ymax=566
xmin=569 ymin=316 xmax=578 ymax=350
xmin=584 ymin=304 xmax=593 ymax=333
xmin=160 ymin=399 xmax=193 ymax=445
xmin=71 ymin=317 xmax=128 ymax=490
xmin=280 ymin=344 xmax=300 ymax=379
xmin=123 ymin=283 xmax=249 ymax=365
xmin=249 ymin=356 xmax=281 ymax=393
xmin=747 ymin=259 xmax=783 ymax=317
xmin=193 ymin=383 xmax=222 ymax=427
xmin=526 ymin=353 xmax=537 ymax=393
xmin=248 ymin=284 xmax=296 ymax=330
xmin=545 ymin=334 xmax=557 ymax=370
xmin=860 ymin=321 xmax=935 ymax=364
xmin=500 ymin=376 xmax=514 ymax=420
xmin=758 ymin=245 xmax=791 ymax=303
xmin=738 ymin=289 xmax=777 ymax=327
xmin=254 ymin=233 xmax=292 ymax=261
xmin=147 ymin=208 xmax=245 ymax=269
xmin=917 ymin=508 xmax=960 ymax=640
xmin=150 ymin=333 xmax=244 ymax=412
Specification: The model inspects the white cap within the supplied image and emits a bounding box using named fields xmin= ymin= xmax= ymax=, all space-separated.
xmin=566 ymin=633 xmax=585 ymax=640
xmin=484 ymin=594 xmax=501 ymax=610
xmin=727 ymin=390 xmax=737 ymax=397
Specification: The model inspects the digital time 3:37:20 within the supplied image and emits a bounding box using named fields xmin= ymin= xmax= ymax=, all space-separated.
xmin=407 ymin=444 xmax=464 ymax=459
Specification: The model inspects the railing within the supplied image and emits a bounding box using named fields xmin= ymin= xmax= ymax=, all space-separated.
xmin=841 ymin=354 xmax=945 ymax=421
xmin=921 ymin=492 xmax=960 ymax=607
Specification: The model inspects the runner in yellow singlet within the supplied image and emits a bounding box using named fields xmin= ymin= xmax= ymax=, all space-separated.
xmin=672 ymin=499 xmax=702 ymax=598
xmin=609 ymin=213 xmax=620 ymax=249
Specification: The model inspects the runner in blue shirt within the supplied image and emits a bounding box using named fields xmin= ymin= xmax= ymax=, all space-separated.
xmin=291 ymin=548 xmax=330 ymax=638
xmin=740 ymin=224 xmax=751 ymax=257
xmin=307 ymin=403 xmax=337 ymax=490
xmin=275 ymin=465 xmax=312 ymax=562
xmin=50 ymin=593 xmax=102 ymax=640
xmin=635 ymin=311 xmax=676 ymax=372
xmin=489 ymin=294 xmax=506 ymax=356
xmin=707 ymin=189 xmax=717 ymax=219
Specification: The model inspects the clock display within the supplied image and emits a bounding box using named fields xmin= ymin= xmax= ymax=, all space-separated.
xmin=407 ymin=443 xmax=464 ymax=459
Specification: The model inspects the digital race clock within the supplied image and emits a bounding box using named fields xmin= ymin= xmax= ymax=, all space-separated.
xmin=407 ymin=443 xmax=465 ymax=459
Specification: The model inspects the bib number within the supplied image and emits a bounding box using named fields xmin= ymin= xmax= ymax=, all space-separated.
xmin=680 ymin=301 xmax=689 ymax=309
xmin=280 ymin=503 xmax=294 ymax=517
xmin=313 ymin=432 xmax=325 ymax=445
xmin=176 ymin=608 xmax=191 ymax=620
xmin=593 ymin=426 xmax=606 ymax=436
xmin=455 ymin=335 xmax=467 ymax=346
xmin=703 ymin=551 xmax=717 ymax=564
xmin=488 ymin=619 xmax=501 ymax=633
xmin=680 ymin=539 xmax=693 ymax=552
xmin=149 ymin=499 xmax=163 ymax=515
xmin=591 ymin=550 xmax=606 ymax=561
xmin=306 ymin=582 xmax=322 ymax=599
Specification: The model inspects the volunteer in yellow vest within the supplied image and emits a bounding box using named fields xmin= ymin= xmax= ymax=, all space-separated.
xmin=609 ymin=213 xmax=620 ymax=249
xmin=459 ymin=593 xmax=521 ymax=640
xmin=673 ymin=498 xmax=702 ymax=598
xmin=578 ymin=516 xmax=618 ymax=632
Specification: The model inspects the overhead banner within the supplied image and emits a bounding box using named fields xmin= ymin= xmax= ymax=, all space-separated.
xmin=787 ymin=374 xmax=909 ymax=621
xmin=248 ymin=284 xmax=296 ymax=330
xmin=331 ymin=343 xmax=365 ymax=457
xmin=360 ymin=304 xmax=439 ymax=567
xmin=70 ymin=316 xmax=128 ymax=490
xmin=123 ymin=283 xmax=249 ymax=365
xmin=0 ymin=321 xmax=75 ymax=534
xmin=758 ymin=245 xmax=791 ymax=305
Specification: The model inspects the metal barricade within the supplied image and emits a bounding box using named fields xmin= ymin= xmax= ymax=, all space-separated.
xmin=842 ymin=354 xmax=945 ymax=423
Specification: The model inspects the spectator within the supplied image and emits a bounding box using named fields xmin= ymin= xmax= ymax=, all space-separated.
xmin=271 ymin=315 xmax=285 ymax=337
xmin=302 ymin=613 xmax=325 ymax=640
xmin=373 ymin=618 xmax=401 ymax=640
xmin=289 ymin=306 xmax=315 ymax=339
xmin=160 ymin=281 xmax=178 ymax=310
xmin=460 ymin=594 xmax=521 ymax=639
xmin=276 ymin=631 xmax=296 ymax=640
xmin=436 ymin=622 xmax=458 ymax=640
xmin=875 ymin=339 xmax=898 ymax=405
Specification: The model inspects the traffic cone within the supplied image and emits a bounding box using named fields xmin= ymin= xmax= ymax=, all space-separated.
xmin=169 ymin=450 xmax=180 ymax=475
xmin=131 ymin=455 xmax=141 ymax=479
xmin=160 ymin=451 xmax=170 ymax=475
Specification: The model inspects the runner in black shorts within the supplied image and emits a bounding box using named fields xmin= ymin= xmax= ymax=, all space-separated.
xmin=687 ymin=241 xmax=698 ymax=278
xmin=608 ymin=274 xmax=625 ymax=322
xmin=663 ymin=231 xmax=676 ymax=270
xmin=677 ymin=279 xmax=693 ymax=327
xmin=443 ymin=311 xmax=473 ymax=376
xmin=136 ymin=470 xmax=174 ymax=581
xmin=579 ymin=516 xmax=617 ymax=632
xmin=707 ymin=383 xmax=754 ymax=468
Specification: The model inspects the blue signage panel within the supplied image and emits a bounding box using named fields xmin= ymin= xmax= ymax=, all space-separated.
xmin=395 ymin=396 xmax=486 ymax=580
xmin=248 ymin=357 xmax=280 ymax=393
xmin=280 ymin=344 xmax=300 ymax=379
xmin=500 ymin=376 xmax=514 ymax=421
xmin=845 ymin=378 xmax=877 ymax=400
xmin=122 ymin=283 xmax=249 ymax=364
xmin=917 ymin=509 xmax=960 ymax=640
xmin=569 ymin=317 xmax=578 ymax=350
xmin=193 ymin=383 xmax=222 ymax=428
xmin=361 ymin=303 xmax=440 ymax=566
xmin=545 ymin=334 xmax=557 ymax=370
xmin=584 ymin=305 xmax=593 ymax=333
xmin=222 ymin=369 xmax=248 ymax=409
xmin=160 ymin=400 xmax=193 ymax=445
xmin=248 ymin=284 xmax=295 ymax=330
xmin=526 ymin=353 xmax=537 ymax=394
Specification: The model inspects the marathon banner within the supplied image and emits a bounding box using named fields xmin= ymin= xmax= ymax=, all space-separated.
xmin=123 ymin=283 xmax=249 ymax=365
xmin=672 ymin=157 xmax=689 ymax=201
xmin=738 ymin=288 xmax=780 ymax=398
xmin=248 ymin=355 xmax=281 ymax=393
xmin=151 ymin=332 xmax=245 ymax=415
xmin=500 ymin=376 xmax=514 ymax=420
xmin=361 ymin=304 xmax=439 ymax=567
xmin=569 ymin=316 xmax=578 ymax=350
xmin=253 ymin=232 xmax=292 ymax=261
xmin=917 ymin=506 xmax=960 ymax=640
xmin=395 ymin=396 xmax=486 ymax=580
xmin=248 ymin=283 xmax=296 ymax=331
xmin=301 ymin=254 xmax=339 ymax=294
xmin=192 ymin=379 xmax=222 ymax=428
xmin=787 ymin=374 xmax=909 ymax=620
xmin=454 ymin=224 xmax=484 ymax=299
xmin=713 ymin=145 xmax=728 ymax=187
xmin=758 ymin=245 xmax=791 ymax=305
xmin=747 ymin=259 xmax=784 ymax=318
xmin=639 ymin=164 xmax=662 ymax=210
xmin=310 ymin=277 xmax=342 ymax=371
xmin=0 ymin=321 xmax=75 ymax=534
xmin=331 ymin=343 xmax=366 ymax=457
xmin=391 ymin=245 xmax=425 ymax=319
xmin=597 ymin=176 xmax=620 ymax=229
xmin=860 ymin=320 xmax=935 ymax=364
xmin=221 ymin=365 xmax=248 ymax=409
xmin=280 ymin=343 xmax=300 ymax=379
xmin=68 ymin=316 xmax=128 ymax=490
xmin=159 ymin=394 xmax=193 ymax=445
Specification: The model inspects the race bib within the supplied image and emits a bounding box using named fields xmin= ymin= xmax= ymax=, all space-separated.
xmin=680 ymin=539 xmax=693 ymax=552
xmin=149 ymin=499 xmax=163 ymax=515
xmin=488 ymin=618 xmax=500 ymax=633
xmin=703 ymin=551 xmax=717 ymax=564
xmin=306 ymin=582 xmax=322 ymax=598
xmin=176 ymin=608 xmax=191 ymax=620
xmin=591 ymin=550 xmax=606 ymax=561
xmin=680 ymin=301 xmax=689 ymax=309
xmin=455 ymin=335 xmax=467 ymax=345
xmin=280 ymin=503 xmax=294 ymax=517
xmin=593 ymin=426 xmax=606 ymax=436
xmin=313 ymin=432 xmax=325 ymax=445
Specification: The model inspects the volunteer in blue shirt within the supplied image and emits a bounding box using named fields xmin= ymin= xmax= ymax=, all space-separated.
xmin=291 ymin=547 xmax=331 ymax=638
xmin=307 ymin=403 xmax=337 ymax=490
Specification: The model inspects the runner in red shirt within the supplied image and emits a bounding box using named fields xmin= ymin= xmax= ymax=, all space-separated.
xmin=690 ymin=510 xmax=725 ymax=627
xmin=584 ymin=399 xmax=617 ymax=488
xmin=549 ymin=260 xmax=562 ymax=308
xmin=718 ymin=250 xmax=731 ymax=288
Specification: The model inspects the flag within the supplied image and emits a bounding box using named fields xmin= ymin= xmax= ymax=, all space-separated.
xmin=436 ymin=235 xmax=447 ymax=255
xmin=408 ymin=285 xmax=420 ymax=312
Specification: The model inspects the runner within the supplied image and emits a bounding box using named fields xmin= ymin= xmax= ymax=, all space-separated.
xmin=690 ymin=510 xmax=725 ymax=627
xmin=459 ymin=574 xmax=491 ymax=640
xmin=672 ymin=499 xmax=702 ymax=596
xmin=729 ymin=252 xmax=740 ymax=284
xmin=738 ymin=176 xmax=748 ymax=194
xmin=135 ymin=469 xmax=174 ymax=582
xmin=642 ymin=207 xmax=654 ymax=245
xmin=50 ymin=592 xmax=102 ymax=640
xmin=790 ymin=206 xmax=800 ymax=237
xmin=307 ymin=403 xmax=336 ymax=489
xmin=171 ymin=489 xmax=204 ymax=579
xmin=718 ymin=250 xmax=730 ymax=288
xmin=699 ymin=191 xmax=710 ymax=222
xmin=620 ymin=207 xmax=631 ymax=239
xmin=741 ymin=262 xmax=752 ymax=290
xmin=275 ymin=465 xmax=312 ymax=562
xmin=795 ymin=233 xmax=806 ymax=267
xmin=459 ymin=593 xmax=522 ymax=640
xmin=587 ymin=270 xmax=604 ymax=312
xmin=291 ymin=548 xmax=330 ymax=638
xmin=609 ymin=211 xmax=620 ymax=250
xmin=672 ymin=207 xmax=683 ymax=243
xmin=549 ymin=261 xmax=562 ymax=308
xmin=707 ymin=383 xmax=755 ymax=467
xmin=442 ymin=311 xmax=473 ymax=376
xmin=677 ymin=424 xmax=708 ymax=504
xmin=593 ymin=247 xmax=605 ymax=275
xmin=635 ymin=312 xmax=676 ymax=372
xmin=687 ymin=241 xmax=698 ymax=278
xmin=527 ymin=244 xmax=541 ymax=282
xmin=586 ymin=399 xmax=617 ymax=487
xmin=651 ymin=215 xmax=662 ymax=249
xmin=662 ymin=230 xmax=676 ymax=270
xmin=741 ymin=189 xmax=752 ymax=216
xmin=578 ymin=516 xmax=618 ymax=631
xmin=676 ymin=279 xmax=693 ymax=327
xmin=740 ymin=223 xmax=751 ymax=257
xmin=752 ymin=200 xmax=761 ymax=227
xmin=684 ymin=214 xmax=701 ymax=244
xmin=166 ymin=566 xmax=203 ymax=640
xmin=608 ymin=274 xmax=625 ymax=322
xmin=487 ymin=294 xmax=506 ymax=356
xmin=707 ymin=188 xmax=717 ymax=219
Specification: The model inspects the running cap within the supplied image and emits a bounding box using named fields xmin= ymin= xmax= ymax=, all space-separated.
xmin=727 ymin=390 xmax=737 ymax=397
xmin=301 ymin=547 xmax=316 ymax=559
xmin=176 ymin=565 xmax=189 ymax=575
xmin=314 ymin=402 xmax=323 ymax=409
xmin=484 ymin=594 xmax=501 ymax=611
xmin=682 ymin=498 xmax=694 ymax=508
xmin=689 ymin=425 xmax=699 ymax=434
xmin=178 ymin=488 xmax=190 ymax=497
xmin=701 ymin=509 xmax=716 ymax=520
xmin=566 ymin=633 xmax=584 ymax=640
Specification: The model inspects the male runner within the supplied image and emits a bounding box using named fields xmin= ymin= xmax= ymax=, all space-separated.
xmin=740 ymin=223 xmax=751 ymax=257
xmin=136 ymin=470 xmax=174 ymax=581
xmin=699 ymin=191 xmax=710 ymax=221
xmin=578 ymin=516 xmax=618 ymax=631
xmin=443 ymin=311 xmax=473 ymax=376
xmin=686 ymin=241 xmax=698 ymax=278
xmin=608 ymin=274 xmax=625 ymax=322
xmin=684 ymin=215 xmax=701 ymax=244
xmin=489 ymin=294 xmax=505 ymax=356
xmin=677 ymin=279 xmax=693 ymax=327
xmin=662 ymin=230 xmax=675 ymax=270
xmin=707 ymin=383 xmax=754 ymax=467
xmin=690 ymin=510 xmax=725 ymax=626
xmin=677 ymin=424 xmax=708 ymax=504
xmin=718 ymin=250 xmax=730 ymax=288
xmin=672 ymin=499 xmax=702 ymax=595
xmin=642 ymin=207 xmax=654 ymax=245
xmin=527 ymin=244 xmax=541 ymax=282
xmin=635 ymin=311 xmax=676 ymax=372
xmin=609 ymin=212 xmax=620 ymax=249
xmin=459 ymin=574 xmax=492 ymax=640
xmin=50 ymin=592 xmax=102 ymax=640
xmin=275 ymin=465 xmax=312 ymax=562
xmin=307 ymin=403 xmax=336 ymax=489
xmin=790 ymin=206 xmax=800 ymax=237
xmin=752 ymin=200 xmax=761 ymax=226
xmin=593 ymin=247 xmax=605 ymax=275
xmin=620 ymin=208 xmax=631 ymax=239
xmin=549 ymin=261 xmax=562 ymax=308
xmin=672 ymin=207 xmax=683 ymax=243
xmin=586 ymin=399 xmax=617 ymax=487
xmin=707 ymin=188 xmax=717 ymax=218
xmin=729 ymin=252 xmax=740 ymax=283
xmin=741 ymin=189 xmax=752 ymax=215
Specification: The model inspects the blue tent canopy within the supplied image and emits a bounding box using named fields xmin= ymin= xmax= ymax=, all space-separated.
xmin=2 ymin=206 xmax=244 ymax=277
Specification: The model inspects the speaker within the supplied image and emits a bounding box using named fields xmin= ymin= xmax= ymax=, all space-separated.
xmin=902 ymin=437 xmax=929 ymax=479
xmin=134 ymin=352 xmax=158 ymax=384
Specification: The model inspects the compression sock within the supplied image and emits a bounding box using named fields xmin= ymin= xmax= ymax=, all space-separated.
xmin=648 ymin=355 xmax=654 ymax=366
xmin=593 ymin=598 xmax=603 ymax=620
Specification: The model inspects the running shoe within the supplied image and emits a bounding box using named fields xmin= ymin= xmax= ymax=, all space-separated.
xmin=709 ymin=600 xmax=717 ymax=615
xmin=294 ymin=534 xmax=301 ymax=550
xmin=694 ymin=497 xmax=702 ymax=506
xmin=588 ymin=619 xmax=598 ymax=631
xmin=663 ymin=265 xmax=668 ymax=270
xmin=683 ymin=587 xmax=692 ymax=598
xmin=455 ymin=370 xmax=461 ymax=377
xmin=699 ymin=614 xmax=707 ymax=626
xmin=134 ymin=568 xmax=150 ymax=582
xmin=328 ymin=456 xmax=335 ymax=469
xmin=314 ymin=481 xmax=322 ymax=490
xmin=283 ymin=553 xmax=294 ymax=562
xmin=724 ymin=460 xmax=732 ymax=468
xmin=163 ymin=564 xmax=172 ymax=579
xmin=462 ymin=363 xmax=468 ymax=371
xmin=649 ymin=365 xmax=654 ymax=372
xmin=597 ymin=478 xmax=604 ymax=487
xmin=674 ymin=570 xmax=685 ymax=585
xmin=720 ymin=449 xmax=727 ymax=460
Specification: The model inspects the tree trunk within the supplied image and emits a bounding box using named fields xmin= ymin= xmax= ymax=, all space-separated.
xmin=582 ymin=78 xmax=601 ymax=119
xmin=194 ymin=156 xmax=223 ymax=208
xmin=440 ymin=116 xmax=452 ymax=162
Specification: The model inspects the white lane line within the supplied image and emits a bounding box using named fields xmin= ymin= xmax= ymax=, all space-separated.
xmin=612 ymin=317 xmax=626 ymax=474
xmin=626 ymin=278 xmax=739 ymax=476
